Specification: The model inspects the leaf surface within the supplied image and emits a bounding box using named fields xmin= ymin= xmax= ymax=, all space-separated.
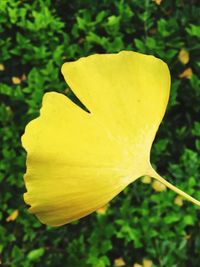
xmin=22 ymin=51 xmax=200 ymax=226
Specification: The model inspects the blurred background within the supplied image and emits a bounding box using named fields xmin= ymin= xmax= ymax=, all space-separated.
xmin=0 ymin=0 xmax=200 ymax=266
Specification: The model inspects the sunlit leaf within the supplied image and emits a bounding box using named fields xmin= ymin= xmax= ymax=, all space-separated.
xmin=22 ymin=51 xmax=200 ymax=226
xmin=12 ymin=77 xmax=21 ymax=85
xmin=178 ymin=48 xmax=189 ymax=65
xmin=0 ymin=64 xmax=5 ymax=71
xmin=152 ymin=180 xmax=167 ymax=192
xmin=114 ymin=257 xmax=126 ymax=267
xmin=143 ymin=259 xmax=153 ymax=267
xmin=6 ymin=210 xmax=19 ymax=222
xmin=179 ymin=68 xmax=193 ymax=79
xmin=174 ymin=195 xmax=184 ymax=206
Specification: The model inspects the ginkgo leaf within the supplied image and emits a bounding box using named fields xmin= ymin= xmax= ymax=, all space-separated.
xmin=114 ymin=257 xmax=126 ymax=267
xmin=174 ymin=195 xmax=184 ymax=206
xmin=6 ymin=209 xmax=19 ymax=222
xmin=22 ymin=51 xmax=200 ymax=226
xmin=143 ymin=259 xmax=153 ymax=267
xmin=133 ymin=264 xmax=143 ymax=267
xmin=0 ymin=63 xmax=5 ymax=71
xmin=178 ymin=48 xmax=189 ymax=65
xmin=152 ymin=180 xmax=167 ymax=192
xmin=141 ymin=175 xmax=152 ymax=184
xmin=179 ymin=67 xmax=193 ymax=79
xmin=12 ymin=76 xmax=21 ymax=84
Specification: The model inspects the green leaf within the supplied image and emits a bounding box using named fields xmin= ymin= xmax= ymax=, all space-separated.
xmin=186 ymin=24 xmax=200 ymax=38
xmin=27 ymin=248 xmax=45 ymax=261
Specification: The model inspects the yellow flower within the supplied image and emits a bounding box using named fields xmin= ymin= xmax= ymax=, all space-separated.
xmin=22 ymin=51 xmax=200 ymax=226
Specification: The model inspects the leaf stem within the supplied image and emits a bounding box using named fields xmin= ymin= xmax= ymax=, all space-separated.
xmin=148 ymin=168 xmax=200 ymax=206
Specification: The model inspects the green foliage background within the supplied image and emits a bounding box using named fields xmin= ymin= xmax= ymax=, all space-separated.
xmin=0 ymin=0 xmax=200 ymax=266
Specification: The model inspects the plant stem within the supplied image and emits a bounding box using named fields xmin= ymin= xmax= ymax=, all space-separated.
xmin=147 ymin=167 xmax=200 ymax=206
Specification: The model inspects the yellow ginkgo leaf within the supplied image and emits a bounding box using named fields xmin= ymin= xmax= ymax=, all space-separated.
xmin=141 ymin=175 xmax=152 ymax=184
xmin=179 ymin=68 xmax=193 ymax=79
xmin=152 ymin=180 xmax=167 ymax=192
xmin=21 ymin=74 xmax=27 ymax=81
xmin=178 ymin=48 xmax=189 ymax=65
xmin=6 ymin=209 xmax=19 ymax=222
xmin=143 ymin=259 xmax=153 ymax=267
xmin=174 ymin=195 xmax=184 ymax=206
xmin=133 ymin=263 xmax=142 ymax=267
xmin=0 ymin=63 xmax=5 ymax=71
xmin=153 ymin=0 xmax=162 ymax=5
xmin=22 ymin=51 xmax=200 ymax=226
xmin=114 ymin=258 xmax=126 ymax=267
xmin=12 ymin=76 xmax=21 ymax=84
